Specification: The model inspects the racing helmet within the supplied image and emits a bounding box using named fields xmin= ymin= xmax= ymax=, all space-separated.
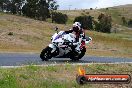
xmin=72 ymin=22 xmax=81 ymax=32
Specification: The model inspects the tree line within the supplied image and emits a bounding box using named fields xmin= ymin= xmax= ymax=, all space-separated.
xmin=0 ymin=0 xmax=68 ymax=23
xmin=121 ymin=17 xmax=132 ymax=27
xmin=0 ymin=0 xmax=113 ymax=33
xmin=74 ymin=13 xmax=112 ymax=33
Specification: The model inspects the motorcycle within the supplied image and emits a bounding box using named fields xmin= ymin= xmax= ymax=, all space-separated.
xmin=40 ymin=27 xmax=92 ymax=61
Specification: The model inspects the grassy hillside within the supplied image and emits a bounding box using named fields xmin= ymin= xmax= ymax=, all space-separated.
xmin=58 ymin=10 xmax=102 ymax=24
xmin=58 ymin=4 xmax=132 ymax=58
xmin=59 ymin=4 xmax=132 ymax=29
xmin=0 ymin=4 xmax=132 ymax=58
xmin=100 ymin=4 xmax=132 ymax=25
xmin=0 ymin=13 xmax=67 ymax=52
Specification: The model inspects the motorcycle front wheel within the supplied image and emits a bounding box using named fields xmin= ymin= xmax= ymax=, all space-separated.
xmin=40 ymin=46 xmax=53 ymax=61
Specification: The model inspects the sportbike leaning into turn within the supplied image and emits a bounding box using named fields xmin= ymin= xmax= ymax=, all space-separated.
xmin=40 ymin=22 xmax=92 ymax=61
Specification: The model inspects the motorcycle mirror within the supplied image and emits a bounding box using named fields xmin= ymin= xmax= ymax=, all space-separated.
xmin=85 ymin=36 xmax=92 ymax=44
xmin=55 ymin=26 xmax=59 ymax=33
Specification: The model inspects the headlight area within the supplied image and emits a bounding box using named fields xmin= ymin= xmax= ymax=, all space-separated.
xmin=53 ymin=42 xmax=64 ymax=46
xmin=52 ymin=42 xmax=58 ymax=46
xmin=51 ymin=38 xmax=53 ymax=41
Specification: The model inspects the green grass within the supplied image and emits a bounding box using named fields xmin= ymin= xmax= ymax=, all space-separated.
xmin=0 ymin=64 xmax=132 ymax=88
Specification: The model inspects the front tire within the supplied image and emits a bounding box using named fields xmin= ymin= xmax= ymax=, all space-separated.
xmin=40 ymin=46 xmax=52 ymax=61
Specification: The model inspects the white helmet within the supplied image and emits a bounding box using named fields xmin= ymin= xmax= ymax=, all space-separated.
xmin=72 ymin=22 xmax=82 ymax=32
xmin=73 ymin=22 xmax=81 ymax=29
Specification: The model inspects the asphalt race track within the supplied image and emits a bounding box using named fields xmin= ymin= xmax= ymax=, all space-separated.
xmin=0 ymin=53 xmax=132 ymax=66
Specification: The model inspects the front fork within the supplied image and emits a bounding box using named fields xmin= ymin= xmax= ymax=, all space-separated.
xmin=48 ymin=44 xmax=59 ymax=57
xmin=49 ymin=44 xmax=56 ymax=53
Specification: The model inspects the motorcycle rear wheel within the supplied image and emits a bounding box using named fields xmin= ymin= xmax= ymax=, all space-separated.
xmin=70 ymin=47 xmax=86 ymax=61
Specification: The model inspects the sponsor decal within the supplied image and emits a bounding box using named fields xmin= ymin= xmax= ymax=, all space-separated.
xmin=76 ymin=67 xmax=131 ymax=85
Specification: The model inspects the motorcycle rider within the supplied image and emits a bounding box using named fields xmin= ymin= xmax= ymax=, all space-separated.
xmin=65 ymin=22 xmax=86 ymax=54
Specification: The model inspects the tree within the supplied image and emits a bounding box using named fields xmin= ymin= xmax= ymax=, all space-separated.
xmin=121 ymin=16 xmax=127 ymax=25
xmin=95 ymin=13 xmax=112 ymax=33
xmin=36 ymin=0 xmax=50 ymax=20
xmin=93 ymin=20 xmax=100 ymax=32
xmin=0 ymin=0 xmax=59 ymax=22
xmin=52 ymin=12 xmax=68 ymax=24
xmin=48 ymin=0 xmax=59 ymax=10
xmin=90 ymin=8 xmax=93 ymax=10
xmin=8 ymin=2 xmax=17 ymax=14
xmin=0 ymin=0 xmax=4 ymax=11
xmin=48 ymin=0 xmax=59 ymax=22
xmin=0 ymin=0 xmax=8 ymax=11
xmin=0 ymin=0 xmax=24 ymax=14
xmin=128 ymin=19 xmax=132 ymax=27
xmin=22 ymin=0 xmax=50 ymax=20
xmin=22 ymin=0 xmax=38 ymax=18
xmin=74 ymin=16 xmax=93 ymax=29
xmin=106 ymin=8 xmax=109 ymax=10
xmin=14 ymin=0 xmax=25 ymax=15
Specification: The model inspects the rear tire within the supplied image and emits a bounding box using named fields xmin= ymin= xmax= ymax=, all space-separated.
xmin=78 ymin=47 xmax=86 ymax=59
xmin=40 ymin=46 xmax=52 ymax=61
xmin=70 ymin=47 xmax=86 ymax=61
